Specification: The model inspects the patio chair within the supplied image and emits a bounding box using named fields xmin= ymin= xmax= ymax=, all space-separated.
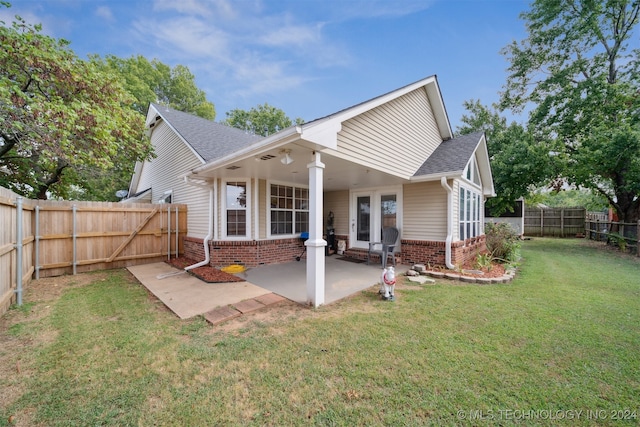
xmin=367 ymin=227 xmax=399 ymax=268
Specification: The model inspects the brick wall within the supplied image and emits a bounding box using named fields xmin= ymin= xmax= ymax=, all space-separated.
xmin=185 ymin=234 xmax=487 ymax=269
xmin=184 ymin=236 xmax=306 ymax=268
xmin=452 ymin=235 xmax=487 ymax=267
xmin=401 ymin=235 xmax=487 ymax=268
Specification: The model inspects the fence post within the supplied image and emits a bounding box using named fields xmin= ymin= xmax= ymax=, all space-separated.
xmin=15 ymin=197 xmax=23 ymax=306
xmin=560 ymin=208 xmax=564 ymax=237
xmin=72 ymin=204 xmax=77 ymax=275
xmin=167 ymin=205 xmax=171 ymax=260
xmin=175 ymin=206 xmax=179 ymax=258
xmin=35 ymin=205 xmax=40 ymax=280
xmin=585 ymin=216 xmax=589 ymax=239
xmin=540 ymin=209 xmax=544 ymax=237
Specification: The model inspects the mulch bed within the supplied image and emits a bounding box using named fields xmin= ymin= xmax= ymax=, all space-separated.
xmin=165 ymin=257 xmax=245 ymax=283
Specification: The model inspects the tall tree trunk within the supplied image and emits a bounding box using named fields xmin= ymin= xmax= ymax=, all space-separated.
xmin=36 ymin=159 xmax=69 ymax=200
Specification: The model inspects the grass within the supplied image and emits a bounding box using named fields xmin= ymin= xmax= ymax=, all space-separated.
xmin=1 ymin=238 xmax=639 ymax=426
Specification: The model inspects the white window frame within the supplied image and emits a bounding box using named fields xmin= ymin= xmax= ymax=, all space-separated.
xmin=349 ymin=185 xmax=403 ymax=249
xmin=459 ymin=183 xmax=483 ymax=242
xmin=266 ymin=180 xmax=309 ymax=238
xmin=222 ymin=179 xmax=252 ymax=240
xmin=158 ymin=189 xmax=172 ymax=204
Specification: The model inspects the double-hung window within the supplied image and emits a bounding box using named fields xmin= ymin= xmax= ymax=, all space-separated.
xmin=269 ymin=183 xmax=308 ymax=236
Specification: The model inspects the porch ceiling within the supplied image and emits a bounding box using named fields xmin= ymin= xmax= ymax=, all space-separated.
xmin=190 ymin=142 xmax=408 ymax=191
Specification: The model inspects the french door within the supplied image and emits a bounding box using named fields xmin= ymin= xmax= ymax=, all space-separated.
xmin=350 ymin=187 xmax=401 ymax=249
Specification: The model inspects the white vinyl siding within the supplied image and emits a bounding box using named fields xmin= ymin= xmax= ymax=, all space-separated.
xmin=337 ymin=88 xmax=442 ymax=178
xmin=402 ymin=181 xmax=447 ymax=241
xmin=135 ymin=121 xmax=209 ymax=238
xmin=324 ymin=190 xmax=349 ymax=236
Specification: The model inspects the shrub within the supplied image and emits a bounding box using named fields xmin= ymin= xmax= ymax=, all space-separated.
xmin=485 ymin=222 xmax=521 ymax=263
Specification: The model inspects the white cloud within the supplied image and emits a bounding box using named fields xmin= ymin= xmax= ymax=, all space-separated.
xmin=151 ymin=0 xmax=238 ymax=19
xmin=95 ymin=6 xmax=114 ymax=22
xmin=260 ymin=23 xmax=323 ymax=48
xmin=136 ymin=16 xmax=230 ymax=59
xmin=128 ymin=0 xmax=434 ymax=107
xmin=327 ymin=0 xmax=435 ymax=20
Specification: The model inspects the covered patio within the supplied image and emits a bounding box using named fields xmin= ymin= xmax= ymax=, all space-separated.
xmin=244 ymin=256 xmax=408 ymax=305
xmin=128 ymin=256 xmax=407 ymax=320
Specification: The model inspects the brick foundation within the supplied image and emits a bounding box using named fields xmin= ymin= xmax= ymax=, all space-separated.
xmin=184 ymin=234 xmax=487 ymax=269
xmin=401 ymin=235 xmax=487 ymax=268
xmin=184 ymin=236 xmax=307 ymax=268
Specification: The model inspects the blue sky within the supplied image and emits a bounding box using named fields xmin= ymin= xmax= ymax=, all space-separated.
xmin=6 ymin=0 xmax=530 ymax=129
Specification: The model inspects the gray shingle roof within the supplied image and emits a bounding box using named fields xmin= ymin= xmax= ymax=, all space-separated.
xmin=413 ymin=132 xmax=484 ymax=177
xmin=150 ymin=103 xmax=263 ymax=162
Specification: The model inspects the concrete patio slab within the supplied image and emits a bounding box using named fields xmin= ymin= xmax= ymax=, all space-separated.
xmin=128 ymin=257 xmax=409 ymax=323
xmin=127 ymin=262 xmax=270 ymax=319
xmin=243 ymin=256 xmax=409 ymax=305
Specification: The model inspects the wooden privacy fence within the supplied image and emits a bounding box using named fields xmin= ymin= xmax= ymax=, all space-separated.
xmin=585 ymin=216 xmax=640 ymax=256
xmin=524 ymin=207 xmax=586 ymax=237
xmin=0 ymin=186 xmax=187 ymax=316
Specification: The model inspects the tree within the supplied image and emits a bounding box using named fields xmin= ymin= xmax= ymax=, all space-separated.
xmin=500 ymin=0 xmax=640 ymax=222
xmin=0 ymin=8 xmax=151 ymax=200
xmin=223 ymin=103 xmax=303 ymax=137
xmin=457 ymin=100 xmax=556 ymax=216
xmin=96 ymin=55 xmax=216 ymax=120
xmin=80 ymin=55 xmax=215 ymax=200
xmin=527 ymin=188 xmax=609 ymax=211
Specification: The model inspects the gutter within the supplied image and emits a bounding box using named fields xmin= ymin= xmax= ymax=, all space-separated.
xmin=183 ymin=177 xmax=214 ymax=271
xmin=440 ymin=177 xmax=455 ymax=269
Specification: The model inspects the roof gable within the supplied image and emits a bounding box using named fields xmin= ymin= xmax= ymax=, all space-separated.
xmin=147 ymin=103 xmax=263 ymax=162
xmin=298 ymin=75 xmax=453 ymax=148
xmin=413 ymin=132 xmax=482 ymax=177
xmin=413 ymin=131 xmax=495 ymax=196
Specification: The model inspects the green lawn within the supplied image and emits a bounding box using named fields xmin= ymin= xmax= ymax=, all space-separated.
xmin=1 ymin=238 xmax=639 ymax=426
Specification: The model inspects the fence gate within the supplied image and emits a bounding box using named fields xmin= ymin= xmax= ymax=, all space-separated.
xmin=0 ymin=186 xmax=187 ymax=316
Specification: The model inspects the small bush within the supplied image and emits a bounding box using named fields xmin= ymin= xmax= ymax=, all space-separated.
xmin=485 ymin=222 xmax=521 ymax=263
xmin=474 ymin=252 xmax=494 ymax=271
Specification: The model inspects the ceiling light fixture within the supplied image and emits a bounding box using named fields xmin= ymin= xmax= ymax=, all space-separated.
xmin=280 ymin=149 xmax=294 ymax=165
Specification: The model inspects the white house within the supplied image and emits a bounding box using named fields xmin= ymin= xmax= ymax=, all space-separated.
xmin=126 ymin=75 xmax=495 ymax=306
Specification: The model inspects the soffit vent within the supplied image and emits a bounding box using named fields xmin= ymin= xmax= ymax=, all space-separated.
xmin=259 ymin=154 xmax=276 ymax=161
xmin=226 ymin=165 xmax=241 ymax=170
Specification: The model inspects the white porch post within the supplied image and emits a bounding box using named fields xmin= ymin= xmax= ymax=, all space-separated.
xmin=306 ymin=152 xmax=326 ymax=307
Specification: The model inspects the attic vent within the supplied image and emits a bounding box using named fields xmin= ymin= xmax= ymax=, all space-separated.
xmin=259 ymin=154 xmax=276 ymax=161
xmin=226 ymin=165 xmax=241 ymax=170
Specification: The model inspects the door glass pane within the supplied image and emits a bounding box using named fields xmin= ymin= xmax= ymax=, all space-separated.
xmin=381 ymin=194 xmax=397 ymax=228
xmin=357 ymin=196 xmax=370 ymax=242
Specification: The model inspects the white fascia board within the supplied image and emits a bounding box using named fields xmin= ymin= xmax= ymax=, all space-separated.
xmin=128 ymin=161 xmax=143 ymax=194
xmin=299 ymin=121 xmax=342 ymax=149
xmin=424 ymin=79 xmax=453 ymax=140
xmin=410 ymin=171 xmax=462 ymax=183
xmin=188 ymin=125 xmax=302 ymax=176
xmin=474 ymin=134 xmax=496 ymax=197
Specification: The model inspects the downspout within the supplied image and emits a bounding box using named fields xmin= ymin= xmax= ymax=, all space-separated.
xmin=184 ymin=177 xmax=214 ymax=271
xmin=440 ymin=177 xmax=455 ymax=269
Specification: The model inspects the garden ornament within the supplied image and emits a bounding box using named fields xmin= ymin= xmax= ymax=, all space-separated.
xmin=380 ymin=266 xmax=396 ymax=301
